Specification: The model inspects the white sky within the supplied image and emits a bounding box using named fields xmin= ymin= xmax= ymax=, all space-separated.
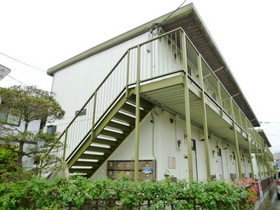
xmin=1 ymin=0 xmax=280 ymax=154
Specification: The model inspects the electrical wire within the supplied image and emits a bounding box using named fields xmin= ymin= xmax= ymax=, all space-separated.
xmin=150 ymin=0 xmax=187 ymax=33
xmin=262 ymin=124 xmax=280 ymax=130
xmin=266 ymin=134 xmax=280 ymax=137
xmin=160 ymin=0 xmax=186 ymax=26
xmin=0 ymin=52 xmax=49 ymax=87
xmin=0 ymin=52 xmax=46 ymax=73
xmin=7 ymin=75 xmax=27 ymax=86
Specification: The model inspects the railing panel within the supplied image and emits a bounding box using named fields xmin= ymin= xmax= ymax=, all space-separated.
xmin=63 ymin=96 xmax=96 ymax=159
xmin=201 ymin=59 xmax=219 ymax=102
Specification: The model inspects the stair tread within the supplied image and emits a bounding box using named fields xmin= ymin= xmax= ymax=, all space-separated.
xmin=66 ymin=94 xmax=153 ymax=178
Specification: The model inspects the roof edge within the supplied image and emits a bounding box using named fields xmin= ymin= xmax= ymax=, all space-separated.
xmin=47 ymin=3 xmax=195 ymax=76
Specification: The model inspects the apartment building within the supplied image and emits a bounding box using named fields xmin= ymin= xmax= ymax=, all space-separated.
xmin=47 ymin=3 xmax=273 ymax=182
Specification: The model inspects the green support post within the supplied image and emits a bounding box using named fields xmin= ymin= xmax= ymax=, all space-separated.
xmin=126 ymin=50 xmax=130 ymax=99
xmin=230 ymin=98 xmax=242 ymax=179
xmin=181 ymin=31 xmax=193 ymax=182
xmin=90 ymin=92 xmax=97 ymax=141
xmin=197 ymin=54 xmax=211 ymax=181
xmin=63 ymin=128 xmax=68 ymax=161
xmin=134 ymin=45 xmax=141 ymax=182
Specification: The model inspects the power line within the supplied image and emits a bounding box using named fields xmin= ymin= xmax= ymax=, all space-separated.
xmin=0 ymin=52 xmax=46 ymax=73
xmin=150 ymin=0 xmax=186 ymax=33
xmin=266 ymin=134 xmax=280 ymax=137
xmin=261 ymin=124 xmax=280 ymax=130
xmin=7 ymin=75 xmax=27 ymax=86
xmin=260 ymin=122 xmax=280 ymax=124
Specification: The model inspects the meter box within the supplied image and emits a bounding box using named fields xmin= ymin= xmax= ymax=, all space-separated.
xmin=107 ymin=160 xmax=156 ymax=181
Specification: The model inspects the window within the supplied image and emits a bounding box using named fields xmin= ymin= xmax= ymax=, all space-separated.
xmin=0 ymin=110 xmax=20 ymax=126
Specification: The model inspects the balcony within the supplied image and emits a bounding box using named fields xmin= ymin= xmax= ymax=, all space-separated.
xmin=52 ymin=27 xmax=273 ymax=178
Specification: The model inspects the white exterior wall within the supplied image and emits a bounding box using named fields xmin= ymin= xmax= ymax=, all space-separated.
xmin=92 ymin=108 xmax=250 ymax=182
xmin=51 ymin=33 xmax=150 ymax=133
xmin=50 ymin=29 xmax=259 ymax=181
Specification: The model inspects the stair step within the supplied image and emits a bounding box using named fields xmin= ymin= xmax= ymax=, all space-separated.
xmin=121 ymin=103 xmax=136 ymax=115
xmin=99 ymin=130 xmax=125 ymax=140
xmin=80 ymin=154 xmax=106 ymax=160
xmin=128 ymin=95 xmax=154 ymax=110
xmin=69 ymin=168 xmax=94 ymax=174
xmin=114 ymin=112 xmax=135 ymax=125
xmin=107 ymin=120 xmax=132 ymax=132
xmin=87 ymin=146 xmax=112 ymax=154
xmin=93 ymin=138 xmax=120 ymax=147
xmin=73 ymin=161 xmax=100 ymax=167
xmin=121 ymin=103 xmax=149 ymax=118
xmin=66 ymin=94 xmax=154 ymax=178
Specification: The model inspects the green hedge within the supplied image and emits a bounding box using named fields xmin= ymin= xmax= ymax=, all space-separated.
xmin=0 ymin=175 xmax=255 ymax=210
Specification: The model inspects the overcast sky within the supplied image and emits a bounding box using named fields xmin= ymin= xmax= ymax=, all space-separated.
xmin=1 ymin=0 xmax=280 ymax=154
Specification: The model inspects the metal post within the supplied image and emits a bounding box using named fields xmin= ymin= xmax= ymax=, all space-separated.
xmin=247 ymin=139 xmax=254 ymax=178
xmin=181 ymin=30 xmax=194 ymax=182
xmin=255 ymin=144 xmax=261 ymax=179
xmin=63 ymin=128 xmax=68 ymax=161
xmin=217 ymin=81 xmax=222 ymax=114
xmin=246 ymin=119 xmax=255 ymax=179
xmin=197 ymin=54 xmax=211 ymax=181
xmin=126 ymin=50 xmax=130 ymax=98
xmin=230 ymin=98 xmax=242 ymax=179
xmin=90 ymin=93 xmax=97 ymax=141
xmin=134 ymin=45 xmax=141 ymax=182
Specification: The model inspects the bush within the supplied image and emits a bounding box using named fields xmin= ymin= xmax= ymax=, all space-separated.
xmin=0 ymin=175 xmax=257 ymax=209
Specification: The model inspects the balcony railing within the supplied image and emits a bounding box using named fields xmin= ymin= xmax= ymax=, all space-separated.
xmin=50 ymin=27 xmax=272 ymax=162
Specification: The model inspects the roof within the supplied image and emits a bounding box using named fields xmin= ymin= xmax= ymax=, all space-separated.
xmin=257 ymin=129 xmax=272 ymax=147
xmin=47 ymin=3 xmax=260 ymax=127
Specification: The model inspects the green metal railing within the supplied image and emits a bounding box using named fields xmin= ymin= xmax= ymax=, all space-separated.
xmin=49 ymin=27 xmax=272 ymax=164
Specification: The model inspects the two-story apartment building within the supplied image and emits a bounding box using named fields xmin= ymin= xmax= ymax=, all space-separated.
xmin=47 ymin=3 xmax=273 ymax=182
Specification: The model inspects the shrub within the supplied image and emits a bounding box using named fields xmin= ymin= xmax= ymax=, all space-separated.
xmin=0 ymin=175 xmax=258 ymax=209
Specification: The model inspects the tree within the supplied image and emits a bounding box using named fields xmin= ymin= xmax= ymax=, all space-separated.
xmin=0 ymin=145 xmax=17 ymax=174
xmin=0 ymin=85 xmax=65 ymax=176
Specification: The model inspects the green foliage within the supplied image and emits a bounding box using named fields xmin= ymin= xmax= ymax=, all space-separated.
xmin=0 ymin=85 xmax=65 ymax=175
xmin=0 ymin=146 xmax=17 ymax=173
xmin=0 ymin=85 xmax=65 ymax=124
xmin=235 ymin=178 xmax=259 ymax=209
xmin=0 ymin=175 xmax=257 ymax=209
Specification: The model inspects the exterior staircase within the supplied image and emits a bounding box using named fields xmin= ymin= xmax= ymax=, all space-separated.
xmin=65 ymin=92 xmax=153 ymax=178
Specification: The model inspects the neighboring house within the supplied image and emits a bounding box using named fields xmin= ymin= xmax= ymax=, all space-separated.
xmin=47 ymin=3 xmax=274 ymax=182
xmin=0 ymin=98 xmax=41 ymax=169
